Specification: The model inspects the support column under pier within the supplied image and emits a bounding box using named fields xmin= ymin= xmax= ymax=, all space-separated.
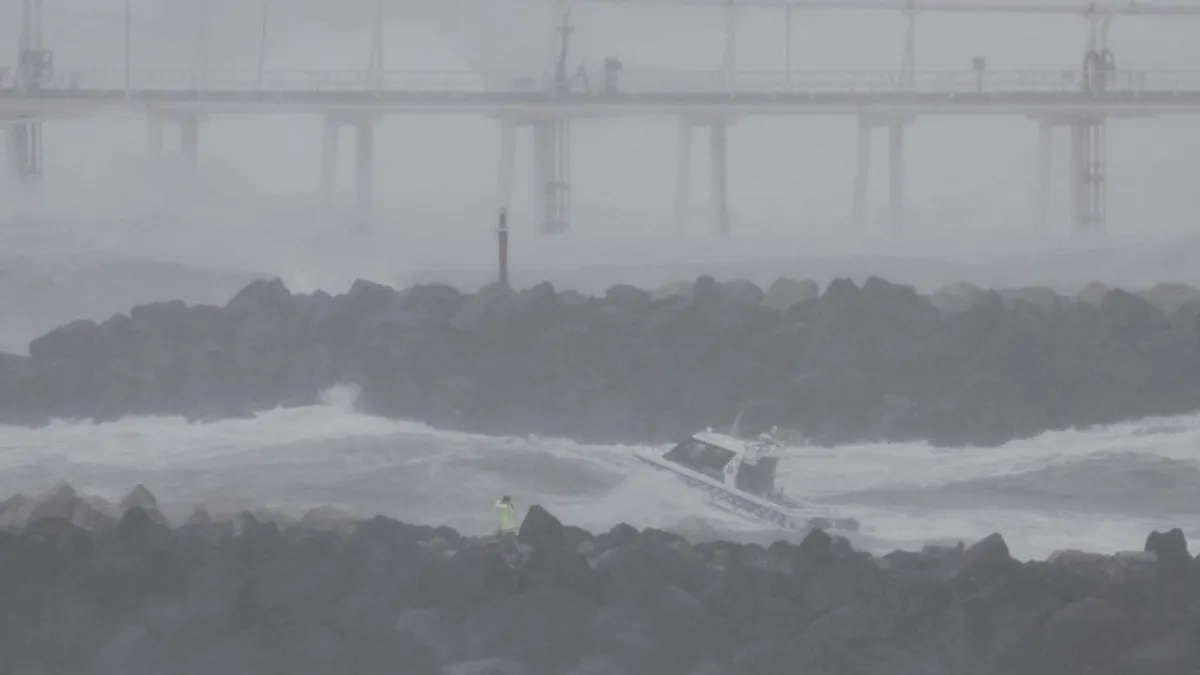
xmin=532 ymin=121 xmax=548 ymax=234
xmin=851 ymin=115 xmax=909 ymax=237
xmin=551 ymin=119 xmax=570 ymax=233
xmin=497 ymin=118 xmax=517 ymax=218
xmin=320 ymin=116 xmax=339 ymax=204
xmin=888 ymin=120 xmax=906 ymax=237
xmin=1069 ymin=117 xmax=1106 ymax=234
xmin=317 ymin=114 xmax=377 ymax=223
xmin=531 ymin=118 xmax=570 ymax=235
xmin=148 ymin=116 xmax=164 ymax=171
xmin=147 ymin=114 xmax=202 ymax=176
xmin=853 ymin=116 xmax=871 ymax=232
xmin=1037 ymin=118 xmax=1053 ymax=231
xmin=7 ymin=122 xmax=44 ymax=179
xmin=354 ymin=119 xmax=375 ymax=222
xmin=675 ymin=118 xmax=693 ymax=235
xmin=180 ymin=115 xmax=200 ymax=176
xmin=710 ymin=120 xmax=729 ymax=237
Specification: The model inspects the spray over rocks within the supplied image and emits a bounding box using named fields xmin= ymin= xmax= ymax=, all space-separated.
xmin=0 ymin=482 xmax=1197 ymax=675
xmin=2 ymin=275 xmax=1200 ymax=446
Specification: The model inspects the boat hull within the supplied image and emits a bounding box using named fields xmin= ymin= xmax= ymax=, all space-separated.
xmin=635 ymin=449 xmax=859 ymax=533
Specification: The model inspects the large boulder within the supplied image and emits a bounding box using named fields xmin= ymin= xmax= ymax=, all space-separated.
xmin=1145 ymin=528 xmax=1191 ymax=569
xmin=1138 ymin=283 xmax=1200 ymax=315
xmin=117 ymin=485 xmax=168 ymax=526
xmin=930 ymin=281 xmax=985 ymax=314
xmin=462 ymin=589 xmax=593 ymax=668
xmin=1037 ymin=597 xmax=1133 ymax=673
xmin=761 ymin=278 xmax=819 ymax=311
xmin=518 ymin=504 xmax=565 ymax=551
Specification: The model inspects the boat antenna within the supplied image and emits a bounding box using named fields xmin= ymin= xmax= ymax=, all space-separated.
xmin=729 ymin=410 xmax=744 ymax=437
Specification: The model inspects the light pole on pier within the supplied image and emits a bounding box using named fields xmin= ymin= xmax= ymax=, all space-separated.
xmin=257 ymin=4 xmax=270 ymax=88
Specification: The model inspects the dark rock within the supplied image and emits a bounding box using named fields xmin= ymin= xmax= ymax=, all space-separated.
xmin=795 ymin=528 xmax=833 ymax=568
xmin=10 ymin=274 xmax=1200 ymax=447
xmin=0 ymin=493 xmax=34 ymax=530
xmin=25 ymin=482 xmax=117 ymax=533
xmin=1038 ymin=597 xmax=1132 ymax=673
xmin=185 ymin=506 xmax=215 ymax=526
xmin=604 ymin=284 xmax=651 ymax=312
xmin=1115 ymin=629 xmax=1195 ymax=675
xmin=117 ymin=484 xmax=157 ymax=513
xmin=117 ymin=485 xmax=168 ymax=526
xmin=1145 ymin=528 xmax=1191 ymax=569
xmin=517 ymin=546 xmax=598 ymax=597
xmin=0 ymin=495 xmax=1198 ymax=675
xmin=955 ymin=532 xmax=1018 ymax=587
xmin=462 ymin=589 xmax=592 ymax=668
xmin=589 ymin=584 xmax=716 ymax=675
xmin=563 ymin=525 xmax=594 ymax=553
xmin=518 ymin=504 xmax=565 ymax=550
xmin=593 ymin=523 xmax=638 ymax=556
xmin=762 ymin=277 xmax=818 ymax=311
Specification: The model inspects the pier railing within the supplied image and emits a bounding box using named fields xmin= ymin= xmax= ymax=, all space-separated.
xmin=4 ymin=67 xmax=1200 ymax=98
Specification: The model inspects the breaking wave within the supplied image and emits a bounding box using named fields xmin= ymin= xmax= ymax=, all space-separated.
xmin=1 ymin=385 xmax=1198 ymax=560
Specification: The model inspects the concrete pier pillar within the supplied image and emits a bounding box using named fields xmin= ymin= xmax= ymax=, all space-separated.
xmin=1068 ymin=121 xmax=1083 ymax=232
xmin=4 ymin=127 xmax=17 ymax=177
xmin=1067 ymin=118 xmax=1107 ymax=234
xmin=354 ymin=119 xmax=375 ymax=220
xmin=321 ymin=116 xmax=339 ymax=203
xmin=1037 ymin=118 xmax=1053 ymax=231
xmin=497 ymin=118 xmax=517 ymax=218
xmin=532 ymin=120 xmax=549 ymax=233
xmin=148 ymin=116 xmax=164 ymax=170
xmin=551 ymin=120 xmax=571 ymax=233
xmin=853 ymin=116 xmax=871 ymax=232
xmin=710 ymin=119 xmax=729 ymax=237
xmin=531 ymin=118 xmax=570 ymax=235
xmin=7 ymin=122 xmax=43 ymax=179
xmin=674 ymin=118 xmax=693 ymax=235
xmin=887 ymin=120 xmax=905 ymax=237
xmin=1087 ymin=120 xmax=1106 ymax=233
xmin=5 ymin=127 xmax=20 ymax=177
xmin=180 ymin=116 xmax=200 ymax=175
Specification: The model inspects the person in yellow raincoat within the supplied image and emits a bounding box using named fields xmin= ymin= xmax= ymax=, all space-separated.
xmin=495 ymin=495 xmax=518 ymax=540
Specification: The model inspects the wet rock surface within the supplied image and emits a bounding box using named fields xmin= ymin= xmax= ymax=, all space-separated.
xmin=1 ymin=484 xmax=1198 ymax=675
xmin=4 ymin=276 xmax=1200 ymax=446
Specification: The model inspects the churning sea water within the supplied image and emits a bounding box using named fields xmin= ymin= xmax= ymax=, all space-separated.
xmin=2 ymin=385 xmax=1197 ymax=560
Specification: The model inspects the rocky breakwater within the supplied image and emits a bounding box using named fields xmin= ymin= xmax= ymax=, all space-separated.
xmin=3 ymin=275 xmax=1200 ymax=446
xmin=1 ymin=483 xmax=1199 ymax=675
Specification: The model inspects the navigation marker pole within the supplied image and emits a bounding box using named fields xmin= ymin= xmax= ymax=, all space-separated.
xmin=497 ymin=209 xmax=510 ymax=287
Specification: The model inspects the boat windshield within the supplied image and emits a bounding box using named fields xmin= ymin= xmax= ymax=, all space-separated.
xmin=735 ymin=456 xmax=779 ymax=496
xmin=663 ymin=438 xmax=735 ymax=480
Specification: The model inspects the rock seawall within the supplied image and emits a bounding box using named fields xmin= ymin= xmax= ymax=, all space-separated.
xmin=3 ymin=275 xmax=1200 ymax=446
xmin=0 ymin=483 xmax=1197 ymax=675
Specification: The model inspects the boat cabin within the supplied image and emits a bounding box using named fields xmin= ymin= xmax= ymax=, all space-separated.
xmin=661 ymin=431 xmax=781 ymax=497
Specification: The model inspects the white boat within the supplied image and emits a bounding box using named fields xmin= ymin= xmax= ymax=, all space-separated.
xmin=635 ymin=430 xmax=860 ymax=533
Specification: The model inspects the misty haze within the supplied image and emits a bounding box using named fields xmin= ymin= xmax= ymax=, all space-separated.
xmin=2 ymin=0 xmax=1200 ymax=674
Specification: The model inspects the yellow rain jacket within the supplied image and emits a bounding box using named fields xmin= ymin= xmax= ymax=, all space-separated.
xmin=495 ymin=499 xmax=518 ymax=535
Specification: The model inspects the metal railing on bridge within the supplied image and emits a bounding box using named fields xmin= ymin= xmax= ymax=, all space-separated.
xmin=4 ymin=67 xmax=1200 ymax=98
